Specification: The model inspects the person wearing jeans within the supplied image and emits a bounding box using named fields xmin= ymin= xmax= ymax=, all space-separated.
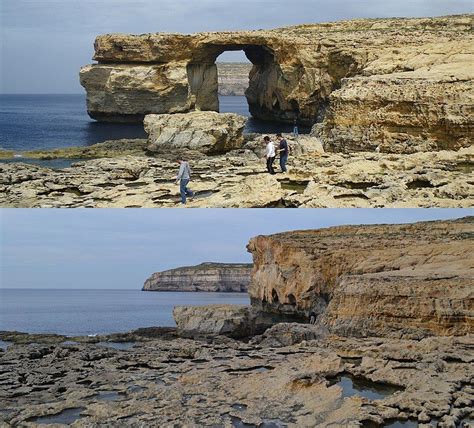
xmin=175 ymin=159 xmax=194 ymax=204
xmin=276 ymin=133 xmax=289 ymax=173
xmin=264 ymin=136 xmax=276 ymax=174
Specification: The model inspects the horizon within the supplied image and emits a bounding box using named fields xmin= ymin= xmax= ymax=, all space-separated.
xmin=2 ymin=0 xmax=473 ymax=94
xmin=1 ymin=208 xmax=470 ymax=290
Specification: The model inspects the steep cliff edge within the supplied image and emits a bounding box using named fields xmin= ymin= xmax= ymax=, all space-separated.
xmin=143 ymin=262 xmax=252 ymax=292
xmin=246 ymin=217 xmax=474 ymax=338
xmin=217 ymin=63 xmax=252 ymax=96
xmin=80 ymin=15 xmax=473 ymax=153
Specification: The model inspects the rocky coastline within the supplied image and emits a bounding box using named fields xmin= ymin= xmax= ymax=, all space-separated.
xmin=143 ymin=262 xmax=252 ymax=292
xmin=1 ymin=217 xmax=473 ymax=426
xmin=1 ymin=131 xmax=472 ymax=208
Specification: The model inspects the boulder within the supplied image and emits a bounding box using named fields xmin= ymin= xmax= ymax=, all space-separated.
xmin=144 ymin=111 xmax=246 ymax=155
xmin=172 ymin=305 xmax=274 ymax=338
xmin=251 ymin=322 xmax=329 ymax=347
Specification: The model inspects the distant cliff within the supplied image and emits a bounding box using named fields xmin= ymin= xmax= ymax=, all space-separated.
xmin=143 ymin=262 xmax=252 ymax=292
xmin=216 ymin=63 xmax=252 ymax=96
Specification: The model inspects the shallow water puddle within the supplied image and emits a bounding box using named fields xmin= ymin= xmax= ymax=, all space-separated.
xmin=329 ymin=375 xmax=403 ymax=400
xmin=62 ymin=340 xmax=78 ymax=346
xmin=0 ymin=340 xmax=12 ymax=351
xmin=30 ymin=407 xmax=85 ymax=424
xmin=280 ymin=180 xmax=308 ymax=194
xmin=0 ymin=158 xmax=88 ymax=169
xmin=193 ymin=190 xmax=215 ymax=199
xmin=96 ymin=341 xmax=135 ymax=351
xmin=95 ymin=390 xmax=123 ymax=401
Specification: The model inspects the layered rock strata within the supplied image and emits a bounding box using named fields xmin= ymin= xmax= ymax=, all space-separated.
xmin=1 ymin=329 xmax=473 ymax=426
xmin=143 ymin=262 xmax=252 ymax=292
xmin=1 ymin=139 xmax=472 ymax=208
xmin=247 ymin=217 xmax=474 ymax=338
xmin=144 ymin=111 xmax=246 ymax=154
xmin=80 ymin=15 xmax=474 ymax=152
xmin=217 ymin=62 xmax=252 ymax=96
xmin=173 ymin=305 xmax=274 ymax=338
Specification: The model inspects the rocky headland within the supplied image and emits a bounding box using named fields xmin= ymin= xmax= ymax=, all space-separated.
xmin=2 ymin=15 xmax=473 ymax=208
xmin=143 ymin=262 xmax=252 ymax=292
xmin=80 ymin=15 xmax=473 ymax=154
xmin=1 ymin=217 xmax=473 ymax=426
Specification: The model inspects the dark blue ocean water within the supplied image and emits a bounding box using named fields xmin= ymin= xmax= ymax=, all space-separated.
xmin=0 ymin=289 xmax=249 ymax=336
xmin=0 ymin=94 xmax=303 ymax=153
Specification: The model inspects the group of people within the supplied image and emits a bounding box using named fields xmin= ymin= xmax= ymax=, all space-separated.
xmin=175 ymin=133 xmax=290 ymax=204
xmin=264 ymin=133 xmax=289 ymax=175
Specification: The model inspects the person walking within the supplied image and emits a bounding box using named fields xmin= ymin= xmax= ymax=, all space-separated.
xmin=263 ymin=136 xmax=276 ymax=175
xmin=175 ymin=159 xmax=194 ymax=204
xmin=276 ymin=133 xmax=289 ymax=173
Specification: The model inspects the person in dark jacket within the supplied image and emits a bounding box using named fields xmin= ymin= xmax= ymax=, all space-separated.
xmin=276 ymin=133 xmax=289 ymax=173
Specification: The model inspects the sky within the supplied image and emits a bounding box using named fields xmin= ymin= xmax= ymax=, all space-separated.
xmin=1 ymin=0 xmax=473 ymax=93
xmin=1 ymin=208 xmax=471 ymax=290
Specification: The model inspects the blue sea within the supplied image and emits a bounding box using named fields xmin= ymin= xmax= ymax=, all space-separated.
xmin=0 ymin=289 xmax=250 ymax=336
xmin=0 ymin=94 xmax=303 ymax=154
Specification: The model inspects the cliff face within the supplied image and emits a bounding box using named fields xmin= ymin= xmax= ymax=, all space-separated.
xmin=79 ymin=15 xmax=473 ymax=153
xmin=246 ymin=217 xmax=474 ymax=338
xmin=217 ymin=63 xmax=252 ymax=96
xmin=143 ymin=262 xmax=252 ymax=292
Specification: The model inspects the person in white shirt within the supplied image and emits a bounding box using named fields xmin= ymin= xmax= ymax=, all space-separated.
xmin=263 ymin=136 xmax=276 ymax=175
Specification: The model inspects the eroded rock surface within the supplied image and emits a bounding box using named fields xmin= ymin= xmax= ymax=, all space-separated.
xmin=173 ymin=305 xmax=274 ymax=338
xmin=80 ymin=15 xmax=474 ymax=152
xmin=247 ymin=217 xmax=474 ymax=338
xmin=143 ymin=262 xmax=252 ymax=292
xmin=217 ymin=62 xmax=252 ymax=96
xmin=144 ymin=111 xmax=246 ymax=154
xmin=1 ymin=329 xmax=472 ymax=427
xmin=1 ymin=137 xmax=472 ymax=208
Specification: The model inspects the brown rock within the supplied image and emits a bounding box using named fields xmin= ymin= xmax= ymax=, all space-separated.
xmin=246 ymin=217 xmax=474 ymax=338
xmin=80 ymin=15 xmax=474 ymax=152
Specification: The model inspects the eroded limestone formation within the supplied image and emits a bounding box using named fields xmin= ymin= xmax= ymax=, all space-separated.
xmin=143 ymin=262 xmax=252 ymax=292
xmin=144 ymin=111 xmax=246 ymax=154
xmin=80 ymin=15 xmax=474 ymax=153
xmin=246 ymin=217 xmax=474 ymax=338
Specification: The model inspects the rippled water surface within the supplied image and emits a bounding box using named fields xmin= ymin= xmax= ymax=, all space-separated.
xmin=0 ymin=289 xmax=249 ymax=336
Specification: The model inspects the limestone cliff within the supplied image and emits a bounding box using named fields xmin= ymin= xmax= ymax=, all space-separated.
xmin=143 ymin=262 xmax=252 ymax=292
xmin=246 ymin=217 xmax=474 ymax=338
xmin=217 ymin=63 xmax=252 ymax=96
xmin=80 ymin=15 xmax=473 ymax=153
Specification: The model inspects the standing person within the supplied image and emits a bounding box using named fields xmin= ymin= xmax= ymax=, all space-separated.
xmin=276 ymin=133 xmax=289 ymax=173
xmin=293 ymin=118 xmax=299 ymax=139
xmin=263 ymin=136 xmax=276 ymax=175
xmin=175 ymin=159 xmax=194 ymax=204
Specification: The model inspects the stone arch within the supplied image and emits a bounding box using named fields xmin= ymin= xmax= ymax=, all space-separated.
xmin=186 ymin=43 xmax=295 ymax=123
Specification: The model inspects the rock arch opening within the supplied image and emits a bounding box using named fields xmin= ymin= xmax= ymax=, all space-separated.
xmin=186 ymin=43 xmax=297 ymax=125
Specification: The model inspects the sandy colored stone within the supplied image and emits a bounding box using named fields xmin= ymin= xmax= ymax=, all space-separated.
xmin=246 ymin=217 xmax=474 ymax=338
xmin=143 ymin=262 xmax=252 ymax=292
xmin=144 ymin=111 xmax=246 ymax=154
xmin=80 ymin=15 xmax=474 ymax=152
xmin=1 ymin=329 xmax=472 ymax=426
xmin=1 ymin=140 xmax=472 ymax=208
